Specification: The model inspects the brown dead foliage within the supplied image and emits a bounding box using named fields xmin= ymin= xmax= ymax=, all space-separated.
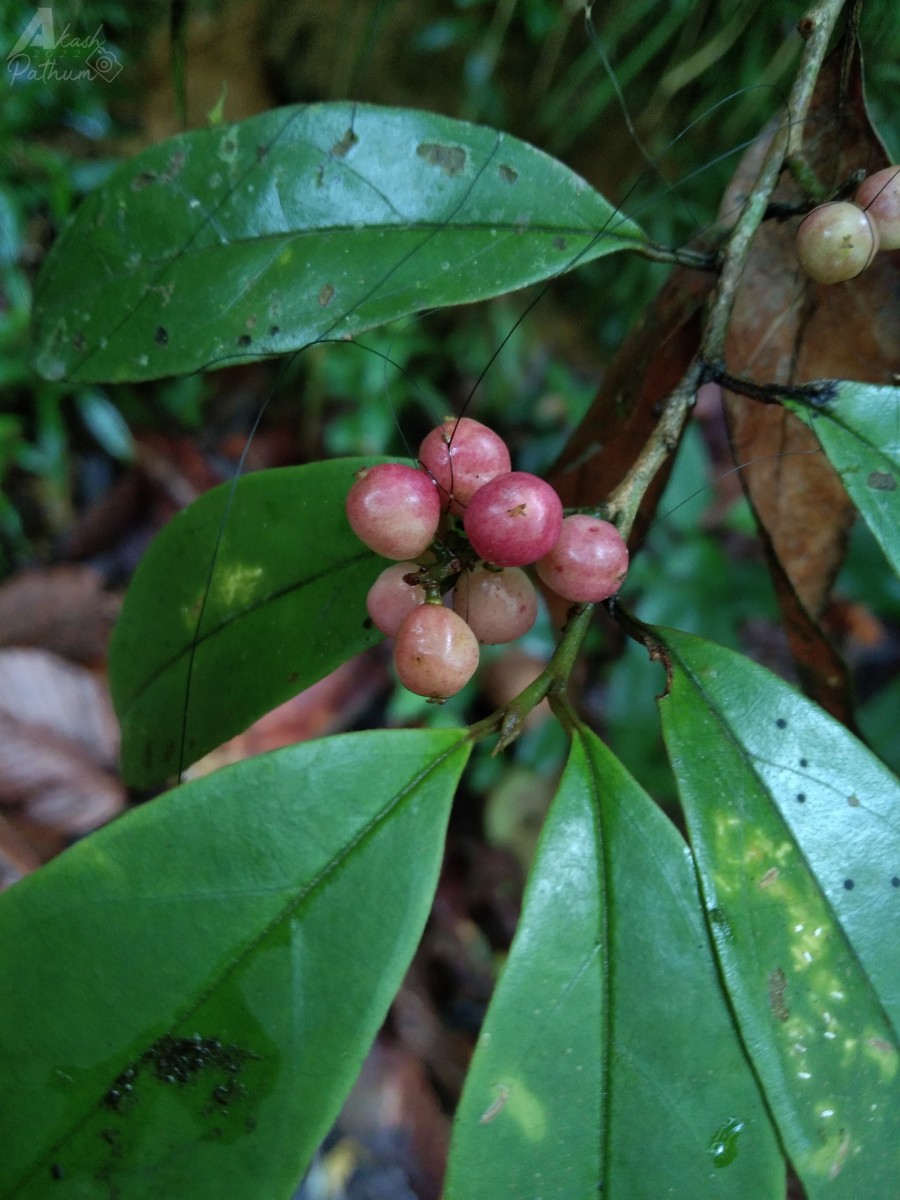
xmin=0 ymin=649 xmax=125 ymax=882
xmin=0 ymin=566 xmax=120 ymax=667
xmin=721 ymin=30 xmax=900 ymax=724
xmin=549 ymin=263 xmax=714 ymax=545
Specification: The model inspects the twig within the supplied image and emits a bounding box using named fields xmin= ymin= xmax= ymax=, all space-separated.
xmin=606 ymin=0 xmax=847 ymax=541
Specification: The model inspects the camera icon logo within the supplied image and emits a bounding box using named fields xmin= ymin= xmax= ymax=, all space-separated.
xmin=86 ymin=44 xmax=122 ymax=82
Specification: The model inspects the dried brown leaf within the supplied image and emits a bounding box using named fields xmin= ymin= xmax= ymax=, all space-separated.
xmin=550 ymin=264 xmax=714 ymax=541
xmin=721 ymin=31 xmax=899 ymax=722
xmin=0 ymin=566 xmax=120 ymax=666
xmin=0 ymin=648 xmax=119 ymax=767
xmin=0 ymin=649 xmax=124 ymax=865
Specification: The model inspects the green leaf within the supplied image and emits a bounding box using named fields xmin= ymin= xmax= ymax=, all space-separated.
xmin=32 ymin=102 xmax=646 ymax=385
xmin=655 ymin=626 xmax=900 ymax=1197
xmin=0 ymin=728 xmax=469 ymax=1200
xmin=445 ymin=728 xmax=783 ymax=1199
xmin=783 ymin=383 xmax=900 ymax=578
xmin=109 ymin=458 xmax=385 ymax=787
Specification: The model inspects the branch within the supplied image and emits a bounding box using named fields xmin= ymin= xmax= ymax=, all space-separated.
xmin=608 ymin=0 xmax=847 ymax=541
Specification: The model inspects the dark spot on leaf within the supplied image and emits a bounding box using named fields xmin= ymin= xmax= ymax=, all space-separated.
xmin=318 ymin=283 xmax=335 ymax=308
xmin=363 ymin=617 xmax=374 ymax=630
xmin=131 ymin=170 xmax=158 ymax=191
xmin=331 ymin=128 xmax=359 ymax=158
xmin=71 ymin=331 xmax=86 ymax=351
xmin=257 ymin=143 xmax=269 ymax=160
xmin=223 ymin=139 xmax=236 ymax=155
xmin=799 ymin=757 xmax=809 ymax=768
xmin=416 ymin=142 xmax=466 ymax=176
xmin=206 ymin=1076 xmax=247 ymax=1114
xmin=103 ymin=1033 xmax=262 ymax=1123
xmin=775 ymin=717 xmax=787 ymax=729
xmin=155 ymin=325 xmax=168 ymax=346
xmin=806 ymin=379 xmax=839 ymax=408
xmin=847 ymin=794 xmax=860 ymax=807
xmin=553 ymin=236 xmax=567 ymax=250
xmin=843 ymin=878 xmax=855 ymax=890
xmin=269 ymin=324 xmax=280 ymax=336
xmin=51 ymin=1164 xmax=63 ymax=1181
xmin=867 ymin=470 xmax=896 ymax=491
xmin=100 ymin=1127 xmax=123 ymax=1156
xmin=767 ymin=967 xmax=789 ymax=1021
xmin=499 ymin=163 xmax=518 ymax=184
xmin=796 ymin=793 xmax=806 ymax=803
xmin=287 ymin=670 xmax=298 ymax=683
xmin=891 ymin=876 xmax=899 ymax=887
xmin=104 ymin=1064 xmax=138 ymax=1113
xmin=237 ymin=334 xmax=252 ymax=347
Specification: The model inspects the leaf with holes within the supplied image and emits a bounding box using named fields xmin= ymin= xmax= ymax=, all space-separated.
xmin=109 ymin=458 xmax=386 ymax=787
xmin=32 ymin=103 xmax=646 ymax=385
xmin=0 ymin=728 xmax=470 ymax=1200
xmin=655 ymin=626 xmax=900 ymax=1198
xmin=445 ymin=727 xmax=784 ymax=1200
xmin=784 ymin=383 xmax=900 ymax=581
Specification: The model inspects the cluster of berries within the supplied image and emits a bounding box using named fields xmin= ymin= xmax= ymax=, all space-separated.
xmin=795 ymin=166 xmax=900 ymax=284
xmin=345 ymin=417 xmax=629 ymax=700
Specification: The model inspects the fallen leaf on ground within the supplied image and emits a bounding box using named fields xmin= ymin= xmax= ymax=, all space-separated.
xmin=0 ymin=566 xmax=120 ymax=666
xmin=0 ymin=648 xmax=124 ymax=872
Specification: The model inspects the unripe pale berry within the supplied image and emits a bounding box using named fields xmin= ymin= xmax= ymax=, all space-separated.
xmin=366 ymin=562 xmax=426 ymax=636
xmin=464 ymin=471 xmax=563 ymax=567
xmin=346 ymin=463 xmax=440 ymax=560
xmin=855 ymin=166 xmax=900 ymax=250
xmin=452 ymin=564 xmax=537 ymax=644
xmin=536 ymin=514 xmax=629 ymax=603
xmin=394 ymin=604 xmax=479 ymax=699
xmin=795 ymin=201 xmax=879 ymax=284
xmin=419 ymin=416 xmax=512 ymax=515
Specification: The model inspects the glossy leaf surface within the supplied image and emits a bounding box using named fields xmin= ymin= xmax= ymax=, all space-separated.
xmin=109 ymin=458 xmax=385 ymax=787
xmin=32 ymin=103 xmax=646 ymax=385
xmin=0 ymin=729 xmax=469 ymax=1200
xmin=784 ymin=383 xmax=900 ymax=579
xmin=445 ymin=728 xmax=783 ymax=1199
xmin=656 ymin=626 xmax=900 ymax=1197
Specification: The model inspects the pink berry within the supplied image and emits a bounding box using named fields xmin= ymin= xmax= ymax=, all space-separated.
xmin=419 ymin=416 xmax=512 ymax=515
xmin=452 ymin=564 xmax=537 ymax=644
xmin=855 ymin=166 xmax=900 ymax=250
xmin=795 ymin=201 xmax=879 ymax=284
xmin=366 ymin=562 xmax=426 ymax=636
xmin=393 ymin=605 xmax=480 ymax=699
xmin=536 ymin=514 xmax=629 ymax=602
xmin=463 ymin=472 xmax=563 ymax=567
xmin=346 ymin=463 xmax=440 ymax=559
